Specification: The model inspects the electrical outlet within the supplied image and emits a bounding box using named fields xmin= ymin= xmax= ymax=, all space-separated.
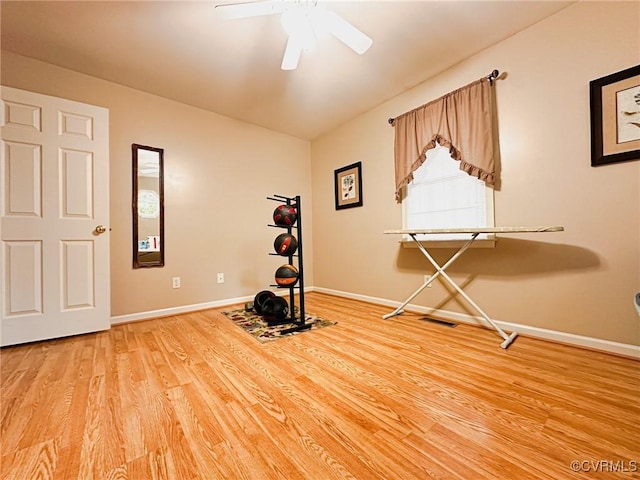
xmin=217 ymin=273 xmax=224 ymax=284
xmin=172 ymin=277 xmax=181 ymax=289
xmin=424 ymin=275 xmax=433 ymax=287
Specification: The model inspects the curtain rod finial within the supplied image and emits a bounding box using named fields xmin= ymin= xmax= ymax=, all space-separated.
xmin=388 ymin=117 xmax=395 ymax=125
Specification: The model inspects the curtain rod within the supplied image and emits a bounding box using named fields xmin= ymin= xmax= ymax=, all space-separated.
xmin=387 ymin=69 xmax=500 ymax=126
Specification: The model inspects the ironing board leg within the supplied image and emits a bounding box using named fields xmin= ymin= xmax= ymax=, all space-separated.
xmin=382 ymin=234 xmax=477 ymax=320
xmin=386 ymin=233 xmax=519 ymax=349
xmin=381 ymin=271 xmax=439 ymax=319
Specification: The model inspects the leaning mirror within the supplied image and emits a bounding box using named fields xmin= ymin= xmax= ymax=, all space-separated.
xmin=132 ymin=144 xmax=164 ymax=268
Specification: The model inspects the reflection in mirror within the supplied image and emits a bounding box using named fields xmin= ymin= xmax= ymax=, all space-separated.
xmin=132 ymin=144 xmax=164 ymax=268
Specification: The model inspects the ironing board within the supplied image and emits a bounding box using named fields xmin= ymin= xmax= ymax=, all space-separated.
xmin=383 ymin=226 xmax=564 ymax=348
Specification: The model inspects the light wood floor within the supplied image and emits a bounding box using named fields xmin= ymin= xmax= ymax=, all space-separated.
xmin=1 ymin=292 xmax=639 ymax=479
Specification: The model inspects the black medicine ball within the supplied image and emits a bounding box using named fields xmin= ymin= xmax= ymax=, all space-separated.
xmin=253 ymin=290 xmax=276 ymax=315
xmin=273 ymin=233 xmax=298 ymax=256
xmin=262 ymin=296 xmax=289 ymax=322
xmin=273 ymin=204 xmax=297 ymax=226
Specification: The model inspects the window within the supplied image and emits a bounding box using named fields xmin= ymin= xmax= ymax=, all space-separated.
xmin=403 ymin=143 xmax=494 ymax=242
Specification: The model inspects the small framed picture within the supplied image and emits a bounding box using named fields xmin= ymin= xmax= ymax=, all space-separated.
xmin=334 ymin=161 xmax=363 ymax=210
xmin=590 ymin=64 xmax=640 ymax=166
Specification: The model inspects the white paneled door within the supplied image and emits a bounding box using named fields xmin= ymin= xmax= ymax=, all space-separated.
xmin=1 ymin=86 xmax=110 ymax=346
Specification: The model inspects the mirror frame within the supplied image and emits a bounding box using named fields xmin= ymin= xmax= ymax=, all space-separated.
xmin=132 ymin=143 xmax=165 ymax=268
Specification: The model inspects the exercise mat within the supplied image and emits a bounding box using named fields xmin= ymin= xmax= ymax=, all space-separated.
xmin=221 ymin=308 xmax=336 ymax=343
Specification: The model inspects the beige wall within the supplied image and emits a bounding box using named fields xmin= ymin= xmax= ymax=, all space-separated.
xmin=311 ymin=1 xmax=640 ymax=345
xmin=1 ymin=52 xmax=313 ymax=317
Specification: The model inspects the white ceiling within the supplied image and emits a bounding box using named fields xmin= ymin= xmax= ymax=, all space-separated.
xmin=1 ymin=0 xmax=573 ymax=140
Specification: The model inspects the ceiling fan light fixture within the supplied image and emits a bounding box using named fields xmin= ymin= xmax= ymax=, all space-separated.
xmin=217 ymin=0 xmax=373 ymax=70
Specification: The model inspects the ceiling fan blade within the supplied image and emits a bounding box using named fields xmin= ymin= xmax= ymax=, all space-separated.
xmin=321 ymin=10 xmax=372 ymax=54
xmin=281 ymin=35 xmax=303 ymax=70
xmin=215 ymin=0 xmax=286 ymax=20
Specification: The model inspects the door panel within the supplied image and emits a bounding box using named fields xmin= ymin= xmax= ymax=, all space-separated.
xmin=60 ymin=148 xmax=93 ymax=218
xmin=4 ymin=241 xmax=43 ymax=316
xmin=61 ymin=240 xmax=95 ymax=310
xmin=3 ymin=141 xmax=42 ymax=217
xmin=3 ymin=99 xmax=41 ymax=131
xmin=1 ymin=86 xmax=110 ymax=346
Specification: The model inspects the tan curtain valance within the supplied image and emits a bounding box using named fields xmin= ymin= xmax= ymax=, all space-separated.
xmin=392 ymin=76 xmax=496 ymax=202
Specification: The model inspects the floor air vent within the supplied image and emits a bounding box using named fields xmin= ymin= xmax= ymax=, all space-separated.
xmin=420 ymin=317 xmax=457 ymax=328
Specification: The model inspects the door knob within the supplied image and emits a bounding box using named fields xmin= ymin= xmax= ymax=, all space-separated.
xmin=95 ymin=225 xmax=107 ymax=235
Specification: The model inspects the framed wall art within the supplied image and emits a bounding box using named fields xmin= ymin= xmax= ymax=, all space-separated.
xmin=590 ymin=64 xmax=640 ymax=166
xmin=334 ymin=161 xmax=363 ymax=210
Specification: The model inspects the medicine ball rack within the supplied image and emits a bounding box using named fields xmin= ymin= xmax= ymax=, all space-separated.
xmin=266 ymin=194 xmax=311 ymax=334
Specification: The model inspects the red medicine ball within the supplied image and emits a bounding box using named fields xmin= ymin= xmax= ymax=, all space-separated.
xmin=273 ymin=233 xmax=298 ymax=256
xmin=273 ymin=204 xmax=297 ymax=226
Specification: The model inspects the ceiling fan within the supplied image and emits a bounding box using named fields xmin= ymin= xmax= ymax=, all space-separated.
xmin=215 ymin=0 xmax=373 ymax=70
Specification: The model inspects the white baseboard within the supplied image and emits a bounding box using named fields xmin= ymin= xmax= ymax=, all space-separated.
xmin=110 ymin=295 xmax=251 ymax=325
xmin=313 ymin=287 xmax=640 ymax=360
xmin=110 ymin=288 xmax=312 ymax=325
